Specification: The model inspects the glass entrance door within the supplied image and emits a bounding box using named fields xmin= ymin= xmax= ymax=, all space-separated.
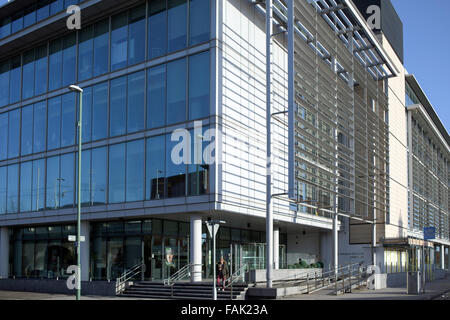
xmin=143 ymin=234 xmax=163 ymax=280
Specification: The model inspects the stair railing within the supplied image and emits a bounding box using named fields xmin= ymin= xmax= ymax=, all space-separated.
xmin=116 ymin=262 xmax=146 ymax=295
xmin=225 ymin=264 xmax=248 ymax=299
xmin=164 ymin=264 xmax=202 ymax=297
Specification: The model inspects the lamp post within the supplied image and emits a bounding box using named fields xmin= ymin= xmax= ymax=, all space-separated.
xmin=205 ymin=219 xmax=226 ymax=300
xmin=69 ymin=84 xmax=83 ymax=300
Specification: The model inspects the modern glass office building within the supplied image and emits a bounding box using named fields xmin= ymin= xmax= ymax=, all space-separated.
xmin=0 ymin=0 xmax=448 ymax=296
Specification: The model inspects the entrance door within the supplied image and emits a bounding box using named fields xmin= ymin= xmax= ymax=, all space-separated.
xmin=143 ymin=235 xmax=163 ymax=281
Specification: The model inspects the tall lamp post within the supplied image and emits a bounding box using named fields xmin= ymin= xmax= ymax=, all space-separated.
xmin=205 ymin=219 xmax=226 ymax=300
xmin=69 ymin=84 xmax=83 ymax=300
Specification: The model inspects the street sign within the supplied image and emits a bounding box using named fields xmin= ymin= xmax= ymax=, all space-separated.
xmin=423 ymin=227 xmax=435 ymax=240
xmin=68 ymin=235 xmax=85 ymax=242
xmin=206 ymin=223 xmax=219 ymax=239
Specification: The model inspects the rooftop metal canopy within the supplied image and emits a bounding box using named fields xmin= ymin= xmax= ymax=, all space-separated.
xmin=250 ymin=0 xmax=398 ymax=81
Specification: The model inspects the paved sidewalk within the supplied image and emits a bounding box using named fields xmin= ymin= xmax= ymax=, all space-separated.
xmin=0 ymin=291 xmax=151 ymax=300
xmin=279 ymin=274 xmax=450 ymax=300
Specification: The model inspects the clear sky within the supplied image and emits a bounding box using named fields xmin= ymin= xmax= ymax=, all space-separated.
xmin=391 ymin=0 xmax=450 ymax=132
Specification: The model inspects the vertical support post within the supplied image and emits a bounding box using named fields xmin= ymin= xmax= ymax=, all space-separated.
xmin=80 ymin=221 xmax=90 ymax=282
xmin=77 ymin=90 xmax=83 ymax=301
xmin=190 ymin=216 xmax=202 ymax=283
xmin=0 ymin=227 xmax=9 ymax=279
xmin=441 ymin=244 xmax=445 ymax=270
xmin=265 ymin=0 xmax=274 ymax=289
xmin=212 ymin=225 xmax=217 ymax=300
xmin=372 ymin=221 xmax=377 ymax=267
xmin=333 ymin=212 xmax=339 ymax=275
xmin=273 ymin=227 xmax=279 ymax=270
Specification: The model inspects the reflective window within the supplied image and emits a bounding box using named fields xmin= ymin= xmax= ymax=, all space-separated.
xmin=146 ymin=135 xmax=165 ymax=200
xmin=79 ymin=149 xmax=91 ymax=205
xmin=127 ymin=71 xmax=145 ymax=133
xmin=92 ymin=82 xmax=108 ymax=141
xmin=111 ymin=13 xmax=128 ymax=71
xmin=32 ymin=159 xmax=45 ymax=212
xmin=168 ymin=0 xmax=187 ymax=53
xmin=37 ymin=1 xmax=50 ymax=22
xmin=7 ymin=164 xmax=19 ymax=213
xmin=109 ymin=143 xmax=126 ymax=203
xmin=62 ymin=34 xmax=76 ymax=87
xmin=35 ymin=45 xmax=48 ymax=96
xmin=47 ymin=96 xmax=61 ymax=150
xmin=9 ymin=57 xmax=21 ymax=104
xmin=61 ymin=92 xmax=76 ymax=147
xmin=189 ymin=51 xmax=210 ymax=120
xmin=49 ymin=39 xmax=62 ymax=91
xmin=8 ymin=109 xmax=20 ymax=159
xmin=126 ymin=140 xmax=145 ymax=202
xmin=147 ymin=64 xmax=166 ymax=129
xmin=24 ymin=6 xmax=37 ymax=28
xmin=81 ymin=86 xmax=92 ymax=143
xmin=60 ymin=153 xmax=74 ymax=208
xmin=110 ymin=76 xmax=127 ymax=137
xmin=93 ymin=19 xmax=109 ymax=77
xmin=128 ymin=5 xmax=146 ymax=66
xmin=167 ymin=133 xmax=186 ymax=198
xmin=148 ymin=0 xmax=167 ymax=59
xmin=0 ymin=167 xmax=6 ymax=214
xmin=21 ymin=105 xmax=34 ymax=156
xmin=189 ymin=0 xmax=210 ymax=45
xmin=167 ymin=58 xmax=186 ymax=125
xmin=0 ymin=17 xmax=11 ymax=39
xmin=50 ymin=0 xmax=64 ymax=15
xmin=0 ymin=61 xmax=8 ymax=106
xmin=0 ymin=113 xmax=7 ymax=160
xmin=33 ymin=101 xmax=46 ymax=153
xmin=46 ymin=156 xmax=60 ymax=210
xmin=23 ymin=50 xmax=36 ymax=100
xmin=188 ymin=127 xmax=210 ymax=196
xmin=91 ymin=147 xmax=107 ymax=205
xmin=20 ymin=162 xmax=33 ymax=212
xmin=78 ymin=26 xmax=94 ymax=81
xmin=11 ymin=13 xmax=23 ymax=34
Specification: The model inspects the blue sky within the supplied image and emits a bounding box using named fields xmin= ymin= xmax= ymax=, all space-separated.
xmin=391 ymin=0 xmax=450 ymax=132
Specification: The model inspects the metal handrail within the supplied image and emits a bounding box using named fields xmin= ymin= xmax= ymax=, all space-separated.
xmin=115 ymin=262 xmax=146 ymax=295
xmin=164 ymin=263 xmax=202 ymax=286
xmin=225 ymin=264 xmax=248 ymax=288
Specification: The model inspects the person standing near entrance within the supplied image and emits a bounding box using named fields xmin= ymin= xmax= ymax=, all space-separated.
xmin=216 ymin=257 xmax=229 ymax=291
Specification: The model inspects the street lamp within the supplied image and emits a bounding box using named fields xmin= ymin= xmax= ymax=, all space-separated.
xmin=69 ymin=84 xmax=83 ymax=301
xmin=205 ymin=219 xmax=226 ymax=300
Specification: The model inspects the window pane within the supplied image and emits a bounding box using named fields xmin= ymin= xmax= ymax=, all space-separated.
xmin=8 ymin=109 xmax=20 ymax=158
xmin=0 ymin=17 xmax=11 ymax=39
xmin=109 ymin=143 xmax=126 ymax=203
xmin=146 ymin=135 xmax=165 ymax=200
xmin=47 ymin=96 xmax=61 ymax=150
xmin=167 ymin=133 xmax=186 ymax=198
xmin=35 ymin=45 xmax=48 ymax=96
xmin=148 ymin=0 xmax=167 ymax=59
xmin=189 ymin=51 xmax=210 ymax=120
xmin=188 ymin=127 xmax=210 ymax=196
xmin=127 ymin=71 xmax=145 ymax=133
xmin=128 ymin=5 xmax=146 ymax=66
xmin=24 ymin=6 xmax=36 ymax=28
xmin=189 ymin=0 xmax=210 ymax=45
xmin=79 ymin=86 xmax=92 ymax=143
xmin=60 ymin=153 xmax=74 ymax=208
xmin=11 ymin=14 xmax=23 ymax=34
xmin=37 ymin=1 xmax=50 ymax=22
xmin=46 ymin=156 xmax=60 ymax=210
xmin=94 ymin=19 xmax=109 ymax=77
xmin=7 ymin=164 xmax=19 ymax=213
xmin=21 ymin=105 xmax=34 ymax=156
xmin=0 ymin=167 xmax=6 ymax=214
xmin=78 ymin=26 xmax=94 ymax=81
xmin=9 ymin=57 xmax=21 ymax=104
xmin=20 ymin=162 xmax=33 ymax=212
xmin=22 ymin=50 xmax=35 ymax=99
xmin=168 ymin=0 xmax=187 ymax=53
xmin=111 ymin=13 xmax=128 ymax=71
xmin=0 ymin=61 xmax=9 ymax=106
xmin=147 ymin=64 xmax=166 ymax=129
xmin=0 ymin=113 xmax=7 ymax=160
xmin=110 ymin=76 xmax=126 ymax=137
xmin=61 ymin=92 xmax=76 ymax=147
xmin=50 ymin=0 xmax=63 ymax=15
xmin=49 ymin=39 xmax=62 ymax=91
xmin=33 ymin=101 xmax=46 ymax=153
xmin=80 ymin=149 xmax=91 ymax=205
xmin=92 ymin=147 xmax=107 ymax=205
xmin=32 ymin=159 xmax=45 ymax=212
xmin=167 ymin=58 xmax=186 ymax=125
xmin=92 ymin=82 xmax=108 ymax=141
xmin=126 ymin=140 xmax=145 ymax=202
xmin=62 ymin=34 xmax=76 ymax=86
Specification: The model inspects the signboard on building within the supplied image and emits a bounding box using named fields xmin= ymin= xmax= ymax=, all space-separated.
xmin=423 ymin=227 xmax=435 ymax=240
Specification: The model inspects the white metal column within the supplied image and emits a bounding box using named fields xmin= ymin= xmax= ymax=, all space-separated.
xmin=333 ymin=212 xmax=339 ymax=274
xmin=273 ymin=227 xmax=280 ymax=270
xmin=441 ymin=244 xmax=445 ymax=270
xmin=190 ymin=216 xmax=202 ymax=282
xmin=80 ymin=221 xmax=90 ymax=281
xmin=0 ymin=227 xmax=9 ymax=279
xmin=265 ymin=0 xmax=274 ymax=288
